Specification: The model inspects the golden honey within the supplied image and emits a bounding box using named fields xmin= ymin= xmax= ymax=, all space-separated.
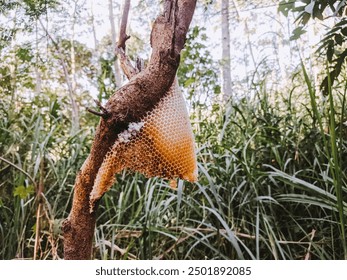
xmin=90 ymin=79 xmax=198 ymax=206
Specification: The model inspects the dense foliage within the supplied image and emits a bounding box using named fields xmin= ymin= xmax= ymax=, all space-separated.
xmin=279 ymin=0 xmax=347 ymax=94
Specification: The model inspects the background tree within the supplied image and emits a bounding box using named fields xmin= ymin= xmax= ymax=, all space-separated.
xmin=279 ymin=0 xmax=347 ymax=94
xmin=221 ymin=0 xmax=232 ymax=101
xmin=108 ymin=0 xmax=122 ymax=86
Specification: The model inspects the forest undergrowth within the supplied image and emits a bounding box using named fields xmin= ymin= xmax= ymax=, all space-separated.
xmin=1 ymin=61 xmax=346 ymax=260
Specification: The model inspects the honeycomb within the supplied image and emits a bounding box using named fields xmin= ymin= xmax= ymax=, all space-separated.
xmin=90 ymin=78 xmax=198 ymax=208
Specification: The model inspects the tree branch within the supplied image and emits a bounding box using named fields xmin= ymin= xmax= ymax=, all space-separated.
xmin=115 ymin=46 xmax=138 ymax=80
xmin=118 ymin=0 xmax=131 ymax=50
xmin=63 ymin=0 xmax=197 ymax=260
xmin=86 ymin=99 xmax=110 ymax=118
xmin=116 ymin=0 xmax=138 ymax=80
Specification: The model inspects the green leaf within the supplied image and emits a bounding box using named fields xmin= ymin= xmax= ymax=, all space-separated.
xmin=13 ymin=185 xmax=35 ymax=199
xmin=314 ymin=9 xmax=324 ymax=20
xmin=301 ymin=12 xmax=311 ymax=25
xmin=16 ymin=47 xmax=33 ymax=62
xmin=50 ymin=99 xmax=60 ymax=119
xmin=214 ymin=85 xmax=221 ymax=95
xmin=335 ymin=33 xmax=343 ymax=45
xmin=327 ymin=45 xmax=334 ymax=62
xmin=278 ymin=0 xmax=295 ymax=17
xmin=184 ymin=77 xmax=196 ymax=88
xmin=290 ymin=26 xmax=307 ymax=41
xmin=335 ymin=0 xmax=347 ymax=16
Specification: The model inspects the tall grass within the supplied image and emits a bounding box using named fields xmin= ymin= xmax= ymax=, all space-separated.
xmin=0 ymin=94 xmax=95 ymax=259
xmin=0 ymin=65 xmax=346 ymax=259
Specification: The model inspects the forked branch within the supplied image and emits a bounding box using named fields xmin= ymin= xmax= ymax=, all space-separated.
xmin=115 ymin=0 xmax=139 ymax=80
xmin=118 ymin=0 xmax=131 ymax=50
xmin=62 ymin=0 xmax=197 ymax=260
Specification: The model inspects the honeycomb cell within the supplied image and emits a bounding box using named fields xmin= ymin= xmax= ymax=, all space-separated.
xmin=90 ymin=78 xmax=198 ymax=208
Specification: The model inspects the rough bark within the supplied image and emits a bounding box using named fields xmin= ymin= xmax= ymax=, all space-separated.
xmin=62 ymin=0 xmax=197 ymax=260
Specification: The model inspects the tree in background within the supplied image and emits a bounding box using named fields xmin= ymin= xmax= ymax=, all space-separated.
xmin=221 ymin=0 xmax=232 ymax=101
xmin=279 ymin=0 xmax=347 ymax=94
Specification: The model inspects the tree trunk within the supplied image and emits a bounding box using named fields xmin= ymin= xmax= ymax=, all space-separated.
xmin=230 ymin=1 xmax=261 ymax=91
xmin=62 ymin=0 xmax=197 ymax=260
xmin=34 ymin=19 xmax=42 ymax=96
xmin=221 ymin=0 xmax=232 ymax=102
xmin=70 ymin=1 xmax=80 ymax=134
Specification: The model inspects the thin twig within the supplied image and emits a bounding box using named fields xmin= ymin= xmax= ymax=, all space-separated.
xmin=86 ymin=99 xmax=110 ymax=118
xmin=305 ymin=229 xmax=316 ymax=260
xmin=86 ymin=107 xmax=108 ymax=118
xmin=94 ymin=99 xmax=110 ymax=115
